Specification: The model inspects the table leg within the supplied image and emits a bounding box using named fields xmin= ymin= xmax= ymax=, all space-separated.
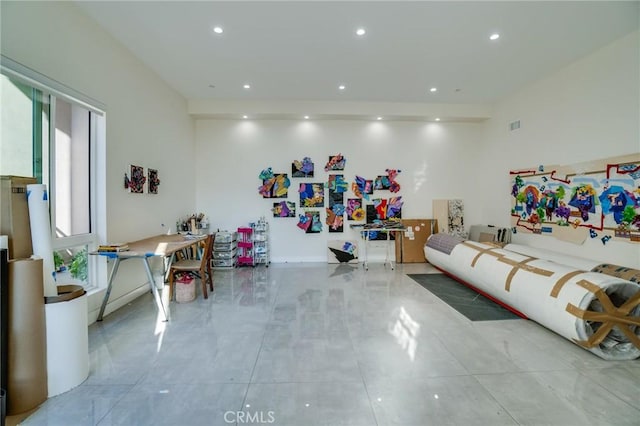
xmin=97 ymin=257 xmax=121 ymax=321
xmin=142 ymin=256 xmax=169 ymax=322
xmin=163 ymin=252 xmax=176 ymax=281
xmin=387 ymin=231 xmax=396 ymax=270
xmin=363 ymin=231 xmax=369 ymax=271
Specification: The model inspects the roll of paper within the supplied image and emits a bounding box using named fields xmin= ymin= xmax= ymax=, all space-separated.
xmin=0 ymin=235 xmax=7 ymax=251
xmin=45 ymin=292 xmax=89 ymax=397
xmin=0 ymin=249 xmax=8 ymax=400
xmin=7 ymin=258 xmax=48 ymax=415
xmin=504 ymin=243 xmax=600 ymax=271
xmin=27 ymin=184 xmax=57 ymax=297
xmin=426 ymin=236 xmax=640 ymax=360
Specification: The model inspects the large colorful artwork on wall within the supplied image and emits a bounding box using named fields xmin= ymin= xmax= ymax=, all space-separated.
xmin=259 ymin=168 xmax=290 ymax=198
xmin=256 ymin=158 xmax=405 ymax=244
xmin=297 ymin=210 xmax=322 ymax=233
xmin=510 ymin=154 xmax=640 ymax=244
xmin=326 ymin=175 xmax=347 ymax=232
xmin=346 ymin=198 xmax=364 ymax=221
xmin=292 ymin=157 xmax=314 ymax=178
xmin=273 ymin=201 xmax=296 ymax=218
xmin=374 ymin=169 xmax=402 ymax=192
xmin=365 ymin=197 xmax=404 ymax=240
xmin=299 ymin=183 xmax=325 ymax=207
xmin=352 ymin=175 xmax=373 ymax=200
xmin=325 ymin=154 xmax=346 ymax=171
xmin=366 ymin=197 xmax=403 ymax=223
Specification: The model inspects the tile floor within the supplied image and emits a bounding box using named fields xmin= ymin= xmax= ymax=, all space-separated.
xmin=21 ymin=262 xmax=640 ymax=426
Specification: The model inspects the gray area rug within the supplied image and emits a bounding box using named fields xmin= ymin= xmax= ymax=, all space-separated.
xmin=407 ymin=273 xmax=520 ymax=321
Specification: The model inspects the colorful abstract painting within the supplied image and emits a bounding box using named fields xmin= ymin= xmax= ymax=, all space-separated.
xmin=366 ymin=197 xmax=403 ymax=222
xmin=129 ymin=165 xmax=146 ymax=193
xmin=326 ymin=175 xmax=345 ymax=232
xmin=373 ymin=169 xmax=401 ymax=192
xmin=365 ymin=198 xmax=403 ymax=240
xmin=352 ymin=175 xmax=373 ymax=200
xmin=327 ymin=240 xmax=358 ymax=264
xmin=259 ymin=168 xmax=290 ymax=198
xmin=299 ymin=182 xmax=325 ymax=207
xmin=327 ymin=174 xmax=348 ymax=193
xmin=510 ymin=154 xmax=640 ymax=244
xmin=292 ymin=157 xmax=314 ymax=178
xmin=148 ymin=168 xmax=160 ymax=194
xmin=326 ymin=206 xmax=344 ymax=232
xmin=273 ymin=201 xmax=296 ymax=218
xmin=346 ymin=198 xmax=365 ymax=221
xmin=388 ymin=196 xmax=404 ymax=218
xmin=325 ymin=154 xmax=346 ymax=171
xmin=297 ymin=210 xmax=322 ymax=233
xmin=374 ymin=175 xmax=391 ymax=190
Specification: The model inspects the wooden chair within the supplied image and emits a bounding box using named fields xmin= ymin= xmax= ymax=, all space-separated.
xmin=168 ymin=234 xmax=214 ymax=300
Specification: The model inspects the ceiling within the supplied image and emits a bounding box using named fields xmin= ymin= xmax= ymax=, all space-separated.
xmin=75 ymin=1 xmax=639 ymax=105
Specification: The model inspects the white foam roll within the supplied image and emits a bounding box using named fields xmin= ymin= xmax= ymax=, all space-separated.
xmin=426 ymin=238 xmax=640 ymax=360
xmin=27 ymin=184 xmax=57 ymax=297
xmin=504 ymin=243 xmax=601 ymax=271
xmin=45 ymin=294 xmax=89 ymax=396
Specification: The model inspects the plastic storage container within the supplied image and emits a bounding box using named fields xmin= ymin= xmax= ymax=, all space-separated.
xmin=212 ymin=231 xmax=237 ymax=268
xmin=237 ymin=228 xmax=254 ymax=266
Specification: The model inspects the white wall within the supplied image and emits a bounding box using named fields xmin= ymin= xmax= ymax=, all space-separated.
xmin=195 ymin=118 xmax=485 ymax=262
xmin=196 ymin=31 xmax=639 ymax=268
xmin=479 ymin=31 xmax=640 ymax=268
xmin=0 ymin=76 xmax=33 ymax=176
xmin=1 ymin=1 xmax=197 ymax=321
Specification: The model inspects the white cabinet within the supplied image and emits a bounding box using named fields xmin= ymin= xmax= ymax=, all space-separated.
xmin=252 ymin=218 xmax=269 ymax=267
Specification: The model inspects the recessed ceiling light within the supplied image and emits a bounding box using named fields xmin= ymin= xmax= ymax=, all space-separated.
xmin=356 ymin=28 xmax=366 ymax=36
xmin=304 ymin=115 xmax=310 ymax=120
xmin=213 ymin=26 xmax=223 ymax=34
xmin=243 ymin=84 xmax=251 ymax=89
xmin=430 ymin=87 xmax=437 ymax=93
xmin=435 ymin=118 xmax=441 ymax=121
xmin=242 ymin=115 xmax=248 ymax=119
xmin=338 ymin=85 xmax=346 ymax=90
xmin=377 ymin=117 xmax=383 ymax=121
xmin=489 ymin=33 xmax=500 ymax=41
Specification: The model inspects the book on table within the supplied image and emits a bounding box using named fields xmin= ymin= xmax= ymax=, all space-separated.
xmin=97 ymin=243 xmax=130 ymax=252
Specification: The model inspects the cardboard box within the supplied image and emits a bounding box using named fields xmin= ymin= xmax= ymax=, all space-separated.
xmin=0 ymin=176 xmax=36 ymax=259
xmin=395 ymin=219 xmax=438 ymax=263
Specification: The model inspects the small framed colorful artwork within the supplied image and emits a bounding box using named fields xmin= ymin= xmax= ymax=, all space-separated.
xmin=292 ymin=157 xmax=314 ymax=178
xmin=299 ymin=183 xmax=325 ymax=207
xmin=148 ymin=168 xmax=160 ymax=194
xmin=273 ymin=201 xmax=296 ymax=218
xmin=129 ymin=164 xmax=146 ymax=193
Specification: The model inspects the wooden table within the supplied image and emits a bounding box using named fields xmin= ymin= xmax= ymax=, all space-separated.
xmin=94 ymin=233 xmax=207 ymax=322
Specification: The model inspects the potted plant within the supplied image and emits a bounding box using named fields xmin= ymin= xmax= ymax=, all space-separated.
xmin=69 ymin=249 xmax=88 ymax=282
xmin=53 ymin=251 xmax=66 ymax=272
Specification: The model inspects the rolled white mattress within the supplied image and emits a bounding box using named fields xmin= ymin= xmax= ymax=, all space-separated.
xmin=425 ymin=234 xmax=640 ymax=360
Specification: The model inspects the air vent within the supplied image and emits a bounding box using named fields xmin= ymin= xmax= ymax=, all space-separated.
xmin=509 ymin=120 xmax=521 ymax=131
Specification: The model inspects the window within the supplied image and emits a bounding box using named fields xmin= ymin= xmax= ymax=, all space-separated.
xmin=1 ymin=56 xmax=105 ymax=290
